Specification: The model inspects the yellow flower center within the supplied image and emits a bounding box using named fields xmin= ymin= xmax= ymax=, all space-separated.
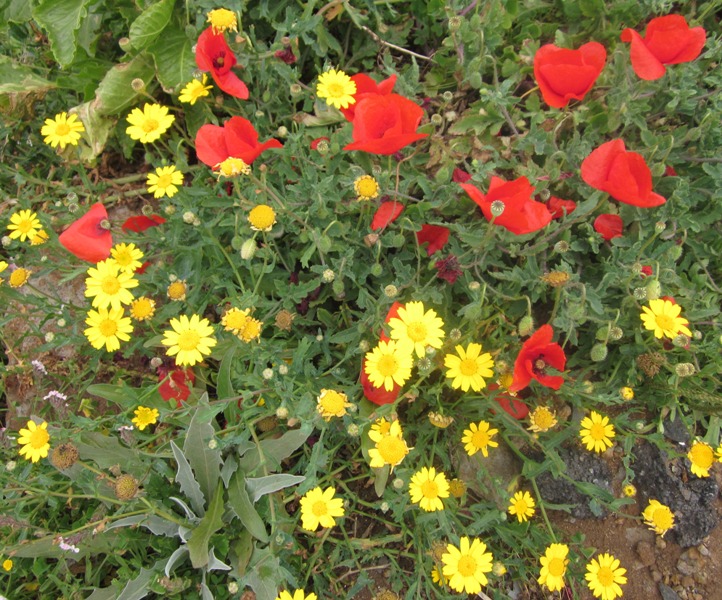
xmin=17 ymin=220 xmax=34 ymax=233
xmin=652 ymin=507 xmax=674 ymax=530
xmin=321 ymin=391 xmax=345 ymax=413
xmin=590 ymin=423 xmax=607 ymax=441
xmin=532 ymin=408 xmax=555 ymax=429
xmin=131 ymin=298 xmax=154 ymax=319
xmin=56 ymin=123 xmax=71 ymax=136
xmin=377 ymin=354 xmax=399 ymax=377
xmin=28 ymin=427 xmax=50 ymax=449
xmin=217 ymin=157 xmax=250 ymax=178
xmin=355 ymin=176 xmax=379 ymax=199
xmin=548 ymin=557 xmax=565 ymax=577
xmin=406 ymin=322 xmax=428 ymax=342
xmin=514 ymin=499 xmax=528 ymax=514
xmin=249 ymin=205 xmax=276 ymax=230
xmin=312 ymin=500 xmax=328 ymax=517
xmin=596 ymin=566 xmax=614 ymax=586
xmin=101 ymin=275 xmax=121 ymax=295
xmin=156 ymin=173 xmax=173 ymax=188
xmin=420 ymin=480 xmax=439 ymax=498
xmin=690 ymin=444 xmax=714 ymax=468
xmin=471 ymin=429 xmax=489 ymax=448
xmin=99 ymin=318 xmax=118 ymax=337
xmin=459 ymin=358 xmax=479 ymax=376
xmin=457 ymin=555 xmax=477 ymax=577
xmin=143 ymin=119 xmax=159 ymax=133
xmin=167 ymin=281 xmax=187 ymax=299
xmin=224 ymin=310 xmax=247 ymax=330
xmin=655 ymin=313 xmax=675 ymax=331
xmin=177 ymin=331 xmax=200 ymax=351
xmin=240 ymin=319 xmax=262 ymax=341
xmin=327 ymin=83 xmax=346 ymax=98
xmin=377 ymin=436 xmax=407 ymax=464
xmin=9 ymin=269 xmax=30 ymax=287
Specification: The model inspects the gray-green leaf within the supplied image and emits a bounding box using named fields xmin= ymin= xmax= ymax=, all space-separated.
xmin=187 ymin=482 xmax=225 ymax=568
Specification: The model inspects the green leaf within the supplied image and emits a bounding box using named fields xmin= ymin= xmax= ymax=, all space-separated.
xmin=129 ymin=0 xmax=175 ymax=50
xmin=183 ymin=399 xmax=224 ymax=503
xmin=116 ymin=566 xmax=156 ymax=600
xmin=244 ymin=547 xmax=282 ymax=600
xmin=0 ymin=57 xmax=56 ymax=95
xmin=77 ymin=432 xmax=143 ymax=475
xmin=92 ymin=53 xmax=155 ymax=116
xmin=3 ymin=0 xmax=34 ymax=22
xmin=33 ymin=0 xmax=94 ymax=67
xmin=86 ymin=382 xmax=137 ymax=408
xmin=188 ymin=482 xmax=225 ymax=568
xmin=238 ymin=428 xmax=310 ymax=473
xmin=72 ymin=100 xmax=116 ymax=162
xmin=170 ymin=440 xmax=206 ymax=516
xmin=245 ymin=474 xmax=305 ymax=502
xmin=227 ymin=472 xmax=269 ymax=542
xmin=148 ymin=22 xmax=195 ymax=93
xmin=216 ymin=344 xmax=236 ymax=400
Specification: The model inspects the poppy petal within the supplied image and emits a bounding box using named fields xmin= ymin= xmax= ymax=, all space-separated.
xmin=371 ymin=201 xmax=404 ymax=230
xmin=58 ymin=203 xmax=113 ymax=263
xmin=416 ymin=224 xmax=450 ymax=256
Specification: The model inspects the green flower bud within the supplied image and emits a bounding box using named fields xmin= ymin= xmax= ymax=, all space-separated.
xmin=518 ymin=315 xmax=535 ymax=337
xmin=370 ymin=264 xmax=383 ymax=277
xmin=590 ymin=343 xmax=608 ymax=362
xmin=645 ymin=279 xmax=661 ymax=301
xmin=240 ymin=238 xmax=257 ymax=260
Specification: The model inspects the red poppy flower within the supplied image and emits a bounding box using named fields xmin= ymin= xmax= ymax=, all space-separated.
xmin=158 ymin=367 xmax=195 ymax=408
xmin=416 ymin=224 xmax=450 ymax=256
xmin=641 ymin=265 xmax=653 ymax=277
xmin=581 ymin=139 xmax=665 ymax=208
xmin=371 ymin=201 xmax=404 ymax=230
xmin=460 ymin=177 xmax=553 ymax=235
xmin=547 ymin=196 xmax=576 ymax=219
xmin=488 ymin=384 xmax=529 ymax=420
xmin=58 ymin=202 xmax=113 ymax=263
xmin=593 ymin=214 xmax=624 ymax=241
xmin=344 ymin=93 xmax=428 ymax=155
xmin=195 ymin=116 xmax=283 ymax=169
xmin=362 ymin=301 xmax=403 ymax=405
xmin=340 ymin=73 xmax=397 ymax=121
xmin=510 ymin=324 xmax=566 ymax=392
xmin=310 ymin=136 xmax=330 ymax=150
xmin=452 ymin=168 xmax=472 ymax=183
xmin=533 ymin=42 xmax=606 ymax=108
xmin=621 ymin=15 xmax=706 ymax=81
xmin=435 ymin=255 xmax=462 ymax=284
xmin=195 ymin=27 xmax=249 ymax=99
xmin=121 ymin=214 xmax=166 ymax=233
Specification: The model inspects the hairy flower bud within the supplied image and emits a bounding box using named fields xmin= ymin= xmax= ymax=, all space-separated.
xmin=384 ymin=284 xmax=398 ymax=298
xmin=322 ymin=269 xmax=335 ymax=283
xmin=590 ymin=343 xmax=608 ymax=362
xmin=240 ymin=238 xmax=257 ymax=260
xmin=518 ymin=315 xmax=535 ymax=337
xmin=645 ymin=279 xmax=661 ymax=301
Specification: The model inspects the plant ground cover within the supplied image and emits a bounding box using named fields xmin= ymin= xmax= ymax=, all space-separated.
xmin=1 ymin=1 xmax=721 ymax=599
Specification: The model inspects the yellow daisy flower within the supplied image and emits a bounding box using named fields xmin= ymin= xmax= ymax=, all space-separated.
xmin=585 ymin=553 xmax=627 ymax=600
xmin=430 ymin=565 xmax=447 ymax=586
xmin=41 ymin=112 xmax=85 ymax=149
xmin=316 ymin=389 xmax=353 ymax=421
xmin=640 ymin=298 xmax=692 ymax=339
xmin=30 ymin=229 xmax=49 ymax=245
xmin=248 ymin=205 xmax=277 ymax=232
xmin=354 ymin=175 xmax=379 ymax=201
xmin=129 ymin=296 xmax=156 ymax=321
xmin=299 ymin=486 xmax=344 ymax=531
xmin=132 ymin=406 xmax=159 ymax=431
xmin=85 ymin=258 xmax=139 ymax=310
xmin=147 ymin=165 xmax=183 ymax=198
xmin=207 ymin=7 xmax=238 ymax=33
xmin=528 ymin=406 xmax=558 ymax=433
xmin=316 ymin=68 xmax=356 ymax=109
xmin=179 ymin=74 xmax=213 ymax=105
xmin=444 ymin=343 xmax=495 ymax=392
xmin=126 ymin=103 xmax=175 ymax=144
xmin=84 ymin=307 xmax=133 ymax=352
xmin=642 ymin=499 xmax=675 ymax=536
xmin=162 ymin=314 xmax=217 ymax=366
xmin=368 ymin=419 xmax=410 ymax=471
xmin=167 ymin=279 xmax=187 ymax=301
xmin=388 ymin=300 xmax=445 ymax=357
xmin=622 ymin=484 xmax=637 ymax=498
xmin=461 ymin=420 xmax=498 ymax=458
xmin=408 ymin=466 xmax=450 ymax=512
xmin=7 ymin=209 xmax=41 ymax=242
xmin=17 ymin=420 xmax=50 ymax=463
xmin=110 ymin=243 xmax=144 ymax=273
xmin=0 ymin=260 xmax=7 ymax=285
xmin=619 ymin=386 xmax=634 ymax=401
xmin=579 ymin=411 xmax=615 ymax=453
xmin=275 ymin=592 xmax=317 ymax=600
xmin=364 ymin=339 xmax=414 ymax=391
xmin=222 ymin=307 xmax=250 ymax=334
xmin=9 ymin=267 xmax=31 ymax=288
xmin=370 ymin=417 xmax=392 ymax=437
xmin=2 ymin=559 xmax=12 ymax=571
xmin=238 ymin=316 xmax=262 ymax=342
xmin=507 ymin=490 xmax=536 ymax=522
xmin=688 ymin=440 xmax=714 ymax=478
xmin=538 ymin=543 xmax=569 ymax=593
xmin=441 ymin=536 xmax=493 ymax=595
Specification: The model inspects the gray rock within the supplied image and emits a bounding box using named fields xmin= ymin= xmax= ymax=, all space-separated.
xmin=659 ymin=583 xmax=682 ymax=600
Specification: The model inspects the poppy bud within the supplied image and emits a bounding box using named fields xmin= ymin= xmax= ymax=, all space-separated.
xmin=590 ymin=343 xmax=608 ymax=362
xmin=518 ymin=315 xmax=535 ymax=337
xmin=240 ymin=238 xmax=257 ymax=259
xmin=645 ymin=279 xmax=661 ymax=301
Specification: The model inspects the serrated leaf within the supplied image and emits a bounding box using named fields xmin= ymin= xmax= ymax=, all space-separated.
xmin=129 ymin=0 xmax=174 ymax=50
xmin=170 ymin=441 xmax=206 ymax=516
xmin=238 ymin=428 xmax=310 ymax=473
xmin=92 ymin=53 xmax=155 ymax=115
xmin=227 ymin=472 xmax=269 ymax=543
xmin=188 ymin=482 xmax=224 ymax=568
xmin=33 ymin=0 xmax=93 ymax=67
xmin=0 ymin=57 xmax=56 ymax=95
xmin=148 ymin=22 xmax=195 ymax=93
xmin=183 ymin=400 xmax=223 ymax=503
xmin=245 ymin=474 xmax=305 ymax=503
xmin=77 ymin=432 xmax=142 ymax=475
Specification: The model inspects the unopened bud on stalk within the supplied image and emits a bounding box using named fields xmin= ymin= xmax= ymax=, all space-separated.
xmin=654 ymin=221 xmax=666 ymax=234
xmin=431 ymin=114 xmax=443 ymax=126
xmin=384 ymin=284 xmax=398 ymax=298
xmin=118 ymin=37 xmax=131 ymax=51
xmin=518 ymin=315 xmax=535 ymax=337
xmin=645 ymin=279 xmax=661 ymax=301
xmin=609 ymin=326 xmax=623 ymax=341
xmin=322 ymin=269 xmax=335 ymax=283
xmin=590 ymin=343 xmax=608 ymax=362
xmin=150 ymin=357 xmax=163 ymax=368
xmin=539 ymin=189 xmax=551 ymax=201
xmin=240 ymin=238 xmax=257 ymax=260
xmin=442 ymin=91 xmax=454 ymax=102
xmin=448 ymin=16 xmax=462 ymax=31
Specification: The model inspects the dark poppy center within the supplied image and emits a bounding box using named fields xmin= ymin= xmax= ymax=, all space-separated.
xmin=214 ymin=54 xmax=225 ymax=68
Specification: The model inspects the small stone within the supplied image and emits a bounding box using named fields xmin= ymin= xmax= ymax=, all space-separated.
xmin=685 ymin=547 xmax=701 ymax=560
xmin=658 ymin=583 xmax=681 ymax=600
xmin=651 ymin=570 xmax=663 ymax=583
xmin=656 ymin=537 xmax=667 ymax=550
xmin=698 ymin=544 xmax=710 ymax=557
xmin=681 ymin=576 xmax=695 ymax=588
xmin=636 ymin=541 xmax=656 ymax=566
xmin=694 ymin=571 xmax=707 ymax=585
xmin=676 ymin=559 xmax=695 ymax=576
